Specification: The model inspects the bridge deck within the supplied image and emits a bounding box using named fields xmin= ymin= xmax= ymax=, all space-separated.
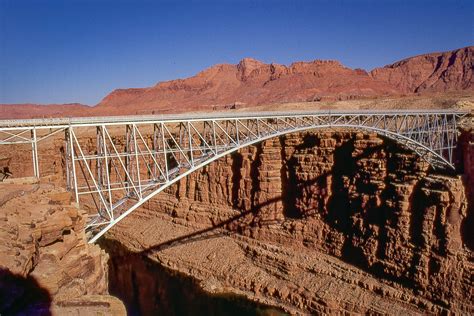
xmin=0 ymin=109 xmax=470 ymax=129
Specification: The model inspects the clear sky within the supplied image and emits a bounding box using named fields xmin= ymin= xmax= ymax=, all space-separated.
xmin=0 ymin=0 xmax=472 ymax=105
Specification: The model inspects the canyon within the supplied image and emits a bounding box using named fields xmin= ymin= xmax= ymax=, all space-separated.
xmin=103 ymin=130 xmax=473 ymax=314
xmin=0 ymin=125 xmax=472 ymax=314
xmin=0 ymin=45 xmax=473 ymax=315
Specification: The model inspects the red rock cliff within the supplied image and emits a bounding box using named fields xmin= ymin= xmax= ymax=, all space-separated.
xmin=2 ymin=46 xmax=472 ymax=119
xmin=1 ymin=128 xmax=472 ymax=314
xmin=135 ymin=131 xmax=472 ymax=314
xmin=370 ymin=46 xmax=474 ymax=94
xmin=95 ymin=58 xmax=398 ymax=114
xmin=0 ymin=179 xmax=126 ymax=315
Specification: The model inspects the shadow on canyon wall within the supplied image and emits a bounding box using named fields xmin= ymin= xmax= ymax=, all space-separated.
xmin=102 ymin=238 xmax=286 ymax=316
xmin=457 ymin=130 xmax=474 ymax=251
xmin=460 ymin=183 xmax=474 ymax=251
xmin=136 ymin=133 xmax=470 ymax=300
xmin=0 ymin=268 xmax=52 ymax=316
xmin=140 ymin=203 xmax=278 ymax=256
xmin=138 ymin=139 xmax=392 ymax=274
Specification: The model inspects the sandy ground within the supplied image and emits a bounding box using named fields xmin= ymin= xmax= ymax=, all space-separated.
xmin=234 ymin=93 xmax=474 ymax=113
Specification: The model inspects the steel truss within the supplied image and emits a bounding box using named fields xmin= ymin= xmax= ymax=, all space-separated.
xmin=0 ymin=110 xmax=469 ymax=242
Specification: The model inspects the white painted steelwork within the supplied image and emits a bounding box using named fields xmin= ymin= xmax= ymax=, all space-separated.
xmin=0 ymin=110 xmax=470 ymax=242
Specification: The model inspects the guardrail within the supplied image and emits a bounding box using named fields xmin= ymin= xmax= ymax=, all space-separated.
xmin=0 ymin=109 xmax=470 ymax=128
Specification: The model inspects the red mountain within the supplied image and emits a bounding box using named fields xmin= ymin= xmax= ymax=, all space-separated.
xmin=370 ymin=46 xmax=473 ymax=93
xmin=94 ymin=58 xmax=399 ymax=115
xmin=1 ymin=46 xmax=472 ymax=119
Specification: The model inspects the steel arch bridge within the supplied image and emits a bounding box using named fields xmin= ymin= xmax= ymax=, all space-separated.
xmin=0 ymin=110 xmax=470 ymax=242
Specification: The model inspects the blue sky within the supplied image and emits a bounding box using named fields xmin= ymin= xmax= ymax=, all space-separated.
xmin=0 ymin=0 xmax=472 ymax=105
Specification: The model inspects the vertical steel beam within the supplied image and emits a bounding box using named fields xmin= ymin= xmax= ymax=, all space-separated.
xmin=187 ymin=121 xmax=194 ymax=167
xmin=65 ymin=129 xmax=72 ymax=190
xmin=96 ymin=126 xmax=103 ymax=189
xmin=125 ymin=124 xmax=132 ymax=196
xmin=101 ymin=125 xmax=113 ymax=215
xmin=132 ymin=124 xmax=142 ymax=199
xmin=31 ymin=128 xmax=39 ymax=178
xmin=69 ymin=127 xmax=79 ymax=204
xmin=153 ymin=123 xmax=160 ymax=180
xmin=212 ymin=120 xmax=218 ymax=153
xmin=235 ymin=119 xmax=240 ymax=144
xmin=161 ymin=123 xmax=169 ymax=181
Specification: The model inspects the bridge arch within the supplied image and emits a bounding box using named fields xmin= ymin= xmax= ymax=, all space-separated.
xmin=1 ymin=110 xmax=466 ymax=242
xmin=86 ymin=121 xmax=456 ymax=243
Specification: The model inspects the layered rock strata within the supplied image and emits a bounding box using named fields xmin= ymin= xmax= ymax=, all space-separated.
xmin=460 ymin=126 xmax=474 ymax=251
xmin=108 ymin=131 xmax=472 ymax=314
xmin=0 ymin=178 xmax=125 ymax=315
xmin=0 ymin=127 xmax=471 ymax=314
xmin=370 ymin=46 xmax=474 ymax=94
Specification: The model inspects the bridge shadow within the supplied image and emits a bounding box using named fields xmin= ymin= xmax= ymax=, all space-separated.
xmin=138 ymin=135 xmax=336 ymax=255
xmin=0 ymin=268 xmax=52 ymax=315
xmin=140 ymin=136 xmax=400 ymax=248
xmin=140 ymin=196 xmax=283 ymax=256
xmin=138 ymin=138 xmax=382 ymax=257
xmin=132 ymin=132 xmax=465 ymax=297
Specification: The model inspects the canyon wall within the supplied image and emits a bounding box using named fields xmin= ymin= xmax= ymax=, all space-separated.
xmin=0 ymin=178 xmax=126 ymax=315
xmin=0 ymin=127 xmax=472 ymax=314
xmin=137 ymin=131 xmax=473 ymax=313
xmin=460 ymin=126 xmax=474 ymax=250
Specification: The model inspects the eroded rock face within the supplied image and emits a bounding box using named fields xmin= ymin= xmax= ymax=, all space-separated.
xmin=94 ymin=58 xmax=398 ymax=115
xmin=370 ymin=46 xmax=474 ymax=94
xmin=139 ymin=131 xmax=472 ymax=314
xmin=1 ymin=127 xmax=471 ymax=314
xmin=460 ymin=127 xmax=474 ymax=251
xmin=0 ymin=180 xmax=125 ymax=315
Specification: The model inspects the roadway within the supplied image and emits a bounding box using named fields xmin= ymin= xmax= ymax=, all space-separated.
xmin=0 ymin=109 xmax=470 ymax=129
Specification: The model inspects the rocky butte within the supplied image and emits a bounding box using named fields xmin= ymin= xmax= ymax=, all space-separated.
xmin=0 ymin=46 xmax=472 ymax=119
xmin=0 ymin=46 xmax=472 ymax=314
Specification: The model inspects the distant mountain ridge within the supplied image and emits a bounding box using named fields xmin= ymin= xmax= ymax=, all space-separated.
xmin=0 ymin=103 xmax=91 ymax=120
xmin=94 ymin=57 xmax=398 ymax=114
xmin=1 ymin=46 xmax=472 ymax=119
xmin=370 ymin=46 xmax=473 ymax=93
